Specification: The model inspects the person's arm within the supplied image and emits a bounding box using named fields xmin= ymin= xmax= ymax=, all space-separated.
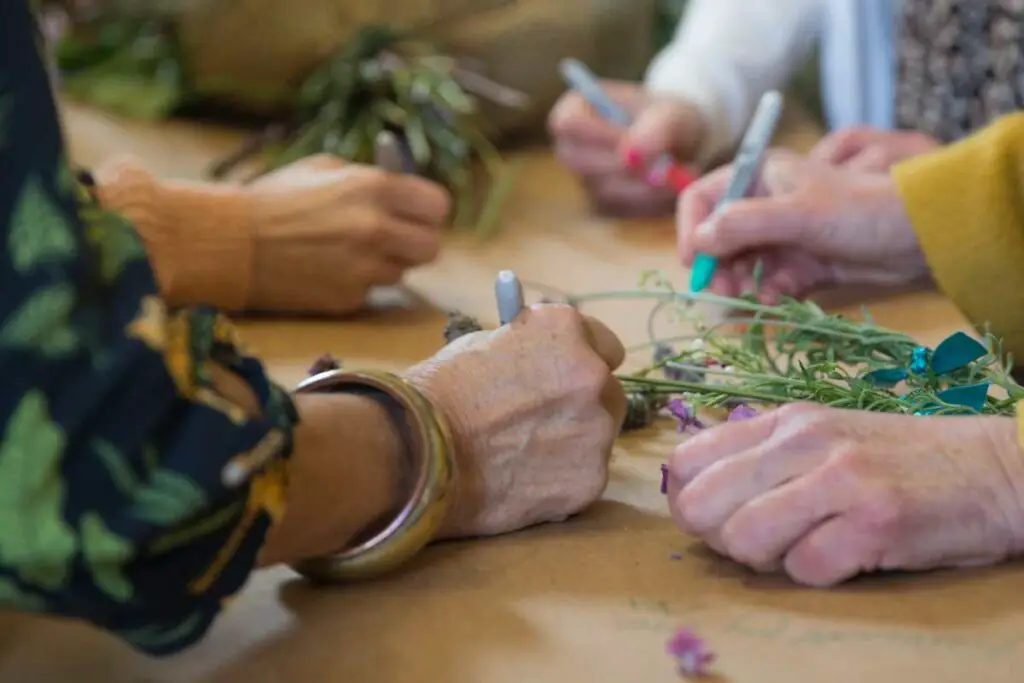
xmin=92 ymin=158 xmax=255 ymax=312
xmin=0 ymin=2 xmax=408 ymax=655
xmin=645 ymin=0 xmax=824 ymax=164
xmin=891 ymin=113 xmax=1024 ymax=359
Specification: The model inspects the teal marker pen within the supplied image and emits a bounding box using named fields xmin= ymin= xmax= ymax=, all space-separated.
xmin=689 ymin=90 xmax=784 ymax=294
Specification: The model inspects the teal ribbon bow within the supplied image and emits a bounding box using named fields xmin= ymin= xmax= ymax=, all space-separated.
xmin=863 ymin=332 xmax=990 ymax=414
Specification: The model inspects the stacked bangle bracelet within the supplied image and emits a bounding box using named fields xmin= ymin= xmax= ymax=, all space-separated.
xmin=290 ymin=368 xmax=456 ymax=582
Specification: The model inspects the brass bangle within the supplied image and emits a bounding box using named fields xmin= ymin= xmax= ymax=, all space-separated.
xmin=290 ymin=369 xmax=456 ymax=582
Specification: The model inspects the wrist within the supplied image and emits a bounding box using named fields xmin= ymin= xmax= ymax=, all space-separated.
xmin=1000 ymin=414 xmax=1024 ymax=557
xmin=400 ymin=367 xmax=474 ymax=540
xmin=93 ymin=155 xmax=255 ymax=310
xmin=259 ymin=392 xmax=405 ymax=566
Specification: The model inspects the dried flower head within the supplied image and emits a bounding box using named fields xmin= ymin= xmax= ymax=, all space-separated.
xmin=666 ymin=628 xmax=715 ymax=676
xmin=668 ymin=398 xmax=705 ymax=433
xmin=308 ymin=354 xmax=341 ymax=376
xmin=443 ymin=311 xmax=484 ymax=344
xmin=660 ymin=463 xmax=669 ymax=494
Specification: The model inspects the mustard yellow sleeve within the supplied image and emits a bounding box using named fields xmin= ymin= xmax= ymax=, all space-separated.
xmin=892 ymin=113 xmax=1024 ymax=358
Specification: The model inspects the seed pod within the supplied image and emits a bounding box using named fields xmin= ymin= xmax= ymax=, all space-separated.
xmin=443 ymin=311 xmax=483 ymax=344
xmin=621 ymin=391 xmax=667 ymax=432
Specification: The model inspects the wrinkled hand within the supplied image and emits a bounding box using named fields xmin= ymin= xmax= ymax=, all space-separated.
xmin=666 ymin=404 xmax=1024 ymax=586
xmin=677 ymin=149 xmax=929 ymax=301
xmin=405 ymin=305 xmax=628 ymax=538
xmin=246 ymin=154 xmax=451 ymax=314
xmin=548 ymin=80 xmax=706 ymax=217
xmin=810 ymin=126 xmax=941 ymax=173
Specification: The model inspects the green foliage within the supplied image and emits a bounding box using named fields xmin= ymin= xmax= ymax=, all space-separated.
xmin=569 ymin=271 xmax=1023 ymax=417
xmin=56 ymin=17 xmax=187 ymax=120
xmin=239 ymin=24 xmax=518 ymax=236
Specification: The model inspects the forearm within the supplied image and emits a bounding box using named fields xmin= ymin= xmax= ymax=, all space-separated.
xmin=259 ymin=393 xmax=404 ymax=566
xmin=93 ymin=157 xmax=255 ymax=311
xmin=645 ymin=0 xmax=823 ymax=164
xmin=892 ymin=112 xmax=1024 ymax=359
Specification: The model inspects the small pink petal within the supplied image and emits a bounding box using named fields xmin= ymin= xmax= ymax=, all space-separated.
xmin=727 ymin=404 xmax=758 ymax=421
xmin=666 ymin=628 xmax=715 ymax=676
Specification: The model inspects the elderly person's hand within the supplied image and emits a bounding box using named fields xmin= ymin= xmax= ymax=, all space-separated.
xmin=810 ymin=126 xmax=941 ymax=173
xmin=548 ymin=80 xmax=706 ymax=217
xmin=665 ymin=404 xmax=1024 ymax=586
xmin=96 ymin=153 xmax=450 ymax=316
xmin=676 ymin=150 xmax=931 ymax=301
xmin=405 ymin=304 xmax=627 ymax=536
xmin=246 ymin=155 xmax=450 ymax=314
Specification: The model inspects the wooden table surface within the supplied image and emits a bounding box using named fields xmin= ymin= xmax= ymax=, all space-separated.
xmin=2 ymin=102 xmax=1020 ymax=683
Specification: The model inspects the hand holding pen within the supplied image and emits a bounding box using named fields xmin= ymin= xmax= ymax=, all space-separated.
xmin=550 ymin=59 xmax=705 ymax=216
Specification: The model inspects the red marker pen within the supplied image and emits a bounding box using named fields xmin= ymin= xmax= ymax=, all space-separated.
xmin=646 ymin=156 xmax=699 ymax=193
xmin=624 ymin=147 xmax=699 ymax=193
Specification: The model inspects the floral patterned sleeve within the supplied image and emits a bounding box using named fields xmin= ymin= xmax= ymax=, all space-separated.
xmin=0 ymin=2 xmax=299 ymax=655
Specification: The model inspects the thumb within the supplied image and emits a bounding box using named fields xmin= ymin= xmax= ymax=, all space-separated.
xmin=622 ymin=100 xmax=700 ymax=163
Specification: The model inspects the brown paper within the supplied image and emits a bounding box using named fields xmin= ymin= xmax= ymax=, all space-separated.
xmin=23 ymin=100 xmax=1024 ymax=683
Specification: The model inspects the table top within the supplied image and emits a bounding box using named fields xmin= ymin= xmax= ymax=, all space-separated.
xmin=1 ymin=101 xmax=1021 ymax=683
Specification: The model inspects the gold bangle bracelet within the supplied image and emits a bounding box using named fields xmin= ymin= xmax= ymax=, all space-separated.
xmin=290 ymin=369 xmax=456 ymax=582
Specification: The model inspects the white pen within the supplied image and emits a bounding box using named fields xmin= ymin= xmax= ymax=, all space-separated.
xmin=495 ymin=270 xmax=525 ymax=325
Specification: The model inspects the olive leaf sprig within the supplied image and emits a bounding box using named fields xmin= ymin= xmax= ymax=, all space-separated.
xmin=557 ymin=269 xmax=1024 ymax=417
xmin=211 ymin=23 xmax=527 ymax=237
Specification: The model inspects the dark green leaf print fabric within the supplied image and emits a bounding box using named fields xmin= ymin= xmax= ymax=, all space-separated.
xmin=0 ymin=1 xmax=298 ymax=656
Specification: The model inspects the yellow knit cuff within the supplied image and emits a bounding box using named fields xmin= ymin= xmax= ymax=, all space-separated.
xmin=892 ymin=114 xmax=1024 ymax=352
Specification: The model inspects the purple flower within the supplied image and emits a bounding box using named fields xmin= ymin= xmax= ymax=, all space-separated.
xmin=660 ymin=463 xmax=669 ymax=494
xmin=727 ymin=404 xmax=758 ymax=422
xmin=666 ymin=628 xmax=715 ymax=676
xmin=668 ymin=399 xmax=705 ymax=433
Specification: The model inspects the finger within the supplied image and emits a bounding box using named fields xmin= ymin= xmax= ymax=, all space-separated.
xmin=675 ymin=428 xmax=825 ymax=535
xmin=548 ymin=91 xmax=625 ymax=148
xmin=600 ymin=376 xmax=628 ymax=439
xmin=623 ymin=99 xmax=701 ymax=162
xmin=808 ymin=127 xmax=876 ymax=165
xmin=585 ymin=176 xmax=677 ymax=216
xmin=554 ymin=139 xmax=623 ymax=176
xmin=676 ymin=164 xmax=737 ymax=264
xmin=783 ymin=515 xmax=880 ymax=586
xmin=372 ymin=173 xmax=452 ymax=225
xmin=693 ymin=196 xmax=811 ymax=259
xmin=365 ymin=259 xmax=406 ymax=287
xmin=376 ymin=216 xmax=442 ymax=265
xmin=843 ymin=146 xmax=892 ymax=173
xmin=718 ymin=464 xmax=849 ymax=571
xmin=580 ymin=315 xmax=626 ymax=370
xmin=668 ymin=409 xmax=782 ymax=486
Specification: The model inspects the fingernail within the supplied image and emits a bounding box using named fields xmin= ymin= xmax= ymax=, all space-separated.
xmin=696 ymin=221 xmax=715 ymax=239
xmin=646 ymin=169 xmax=666 ymax=187
xmin=623 ymin=146 xmax=643 ymax=169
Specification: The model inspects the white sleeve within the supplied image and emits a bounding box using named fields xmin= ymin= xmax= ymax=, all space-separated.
xmin=645 ymin=0 xmax=824 ymax=163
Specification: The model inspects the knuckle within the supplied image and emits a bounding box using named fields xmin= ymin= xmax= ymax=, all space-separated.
xmin=571 ymin=351 xmax=610 ymax=395
xmin=372 ymin=262 xmax=405 ymax=286
xmin=775 ymin=402 xmax=831 ymax=436
xmin=674 ymin=488 xmax=711 ymax=534
xmin=353 ymin=209 xmax=388 ymax=243
xmin=354 ymin=166 xmax=390 ymax=193
xmin=856 ymin=486 xmax=906 ymax=537
xmin=719 ymin=520 xmax=763 ymax=566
